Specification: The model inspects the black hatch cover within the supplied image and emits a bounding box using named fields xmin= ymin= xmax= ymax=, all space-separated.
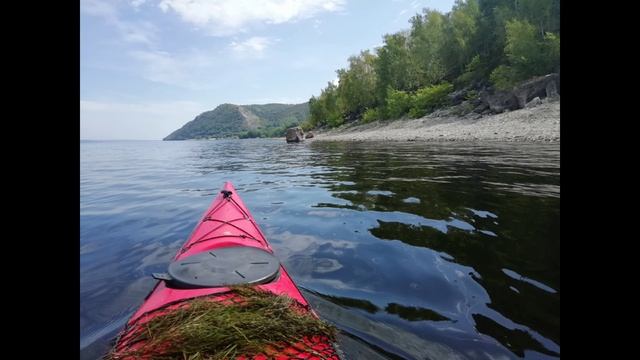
xmin=158 ymin=246 xmax=280 ymax=289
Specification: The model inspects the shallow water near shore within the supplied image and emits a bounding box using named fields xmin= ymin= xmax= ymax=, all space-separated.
xmin=80 ymin=139 xmax=559 ymax=359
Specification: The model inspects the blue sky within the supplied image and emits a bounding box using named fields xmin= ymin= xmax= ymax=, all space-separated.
xmin=81 ymin=0 xmax=456 ymax=140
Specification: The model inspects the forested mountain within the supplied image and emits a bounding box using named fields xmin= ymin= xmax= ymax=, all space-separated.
xmin=164 ymin=103 xmax=309 ymax=140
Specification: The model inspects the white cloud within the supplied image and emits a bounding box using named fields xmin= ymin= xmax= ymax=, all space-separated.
xmin=129 ymin=50 xmax=184 ymax=84
xmin=82 ymin=0 xmax=117 ymax=19
xmin=229 ymin=37 xmax=278 ymax=58
xmin=82 ymin=0 xmax=158 ymax=45
xmin=130 ymin=0 xmax=148 ymax=8
xmin=312 ymin=18 xmax=323 ymax=34
xmin=128 ymin=49 xmax=212 ymax=88
xmin=158 ymin=0 xmax=345 ymax=35
xmin=81 ymin=100 xmax=209 ymax=140
xmin=119 ymin=21 xmax=158 ymax=45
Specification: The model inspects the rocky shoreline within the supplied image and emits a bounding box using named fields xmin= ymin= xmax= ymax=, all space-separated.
xmin=311 ymin=73 xmax=560 ymax=143
xmin=313 ymin=98 xmax=559 ymax=143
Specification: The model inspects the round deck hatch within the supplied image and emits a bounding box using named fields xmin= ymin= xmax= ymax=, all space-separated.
xmin=164 ymin=246 xmax=280 ymax=288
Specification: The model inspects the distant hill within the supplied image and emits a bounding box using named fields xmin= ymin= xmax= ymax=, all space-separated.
xmin=163 ymin=102 xmax=309 ymax=140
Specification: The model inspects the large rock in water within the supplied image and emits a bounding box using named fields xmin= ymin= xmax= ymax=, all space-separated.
xmin=286 ymin=127 xmax=304 ymax=143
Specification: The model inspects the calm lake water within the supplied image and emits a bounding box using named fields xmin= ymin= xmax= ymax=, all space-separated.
xmin=80 ymin=139 xmax=559 ymax=360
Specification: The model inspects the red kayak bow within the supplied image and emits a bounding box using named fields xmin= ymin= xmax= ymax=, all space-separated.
xmin=110 ymin=182 xmax=339 ymax=359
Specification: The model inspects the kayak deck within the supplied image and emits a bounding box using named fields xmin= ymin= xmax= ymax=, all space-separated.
xmin=110 ymin=182 xmax=340 ymax=359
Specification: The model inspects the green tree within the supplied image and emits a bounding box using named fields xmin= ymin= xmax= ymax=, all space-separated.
xmin=456 ymin=54 xmax=485 ymax=87
xmin=441 ymin=0 xmax=481 ymax=80
xmin=543 ymin=32 xmax=560 ymax=73
xmin=489 ymin=65 xmax=518 ymax=90
xmin=505 ymin=19 xmax=542 ymax=76
xmin=409 ymin=82 xmax=454 ymax=118
xmin=375 ymin=33 xmax=420 ymax=102
xmin=385 ymin=88 xmax=413 ymax=119
xmin=336 ymin=50 xmax=378 ymax=120
xmin=516 ymin=0 xmax=559 ymax=36
xmin=468 ymin=0 xmax=519 ymax=78
xmin=488 ymin=12 xmax=560 ymax=90
xmin=409 ymin=9 xmax=448 ymax=86
xmin=308 ymin=82 xmax=343 ymax=128
xmin=503 ymin=19 xmax=560 ymax=81
xmin=362 ymin=107 xmax=383 ymax=123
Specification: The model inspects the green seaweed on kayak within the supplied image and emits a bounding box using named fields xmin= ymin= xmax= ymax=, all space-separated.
xmin=105 ymin=286 xmax=337 ymax=360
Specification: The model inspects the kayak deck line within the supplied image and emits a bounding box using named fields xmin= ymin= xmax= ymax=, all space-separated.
xmin=181 ymin=192 xmax=270 ymax=254
xmin=179 ymin=231 xmax=264 ymax=255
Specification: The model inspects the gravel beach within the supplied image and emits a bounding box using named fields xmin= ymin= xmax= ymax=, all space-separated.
xmin=314 ymin=99 xmax=559 ymax=142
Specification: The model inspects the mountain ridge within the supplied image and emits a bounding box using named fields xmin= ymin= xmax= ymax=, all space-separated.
xmin=164 ymin=102 xmax=309 ymax=140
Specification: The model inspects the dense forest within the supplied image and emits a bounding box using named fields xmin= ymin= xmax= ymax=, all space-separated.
xmin=305 ymin=0 xmax=560 ymax=130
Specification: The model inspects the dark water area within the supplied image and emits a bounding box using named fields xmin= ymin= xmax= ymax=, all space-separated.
xmin=80 ymin=139 xmax=559 ymax=359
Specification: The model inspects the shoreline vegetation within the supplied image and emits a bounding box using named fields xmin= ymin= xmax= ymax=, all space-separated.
xmin=299 ymin=0 xmax=560 ymax=142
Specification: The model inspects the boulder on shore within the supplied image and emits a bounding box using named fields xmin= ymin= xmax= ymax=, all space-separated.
xmin=286 ymin=127 xmax=304 ymax=143
xmin=525 ymin=97 xmax=542 ymax=108
xmin=513 ymin=73 xmax=560 ymax=108
xmin=479 ymin=73 xmax=559 ymax=113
